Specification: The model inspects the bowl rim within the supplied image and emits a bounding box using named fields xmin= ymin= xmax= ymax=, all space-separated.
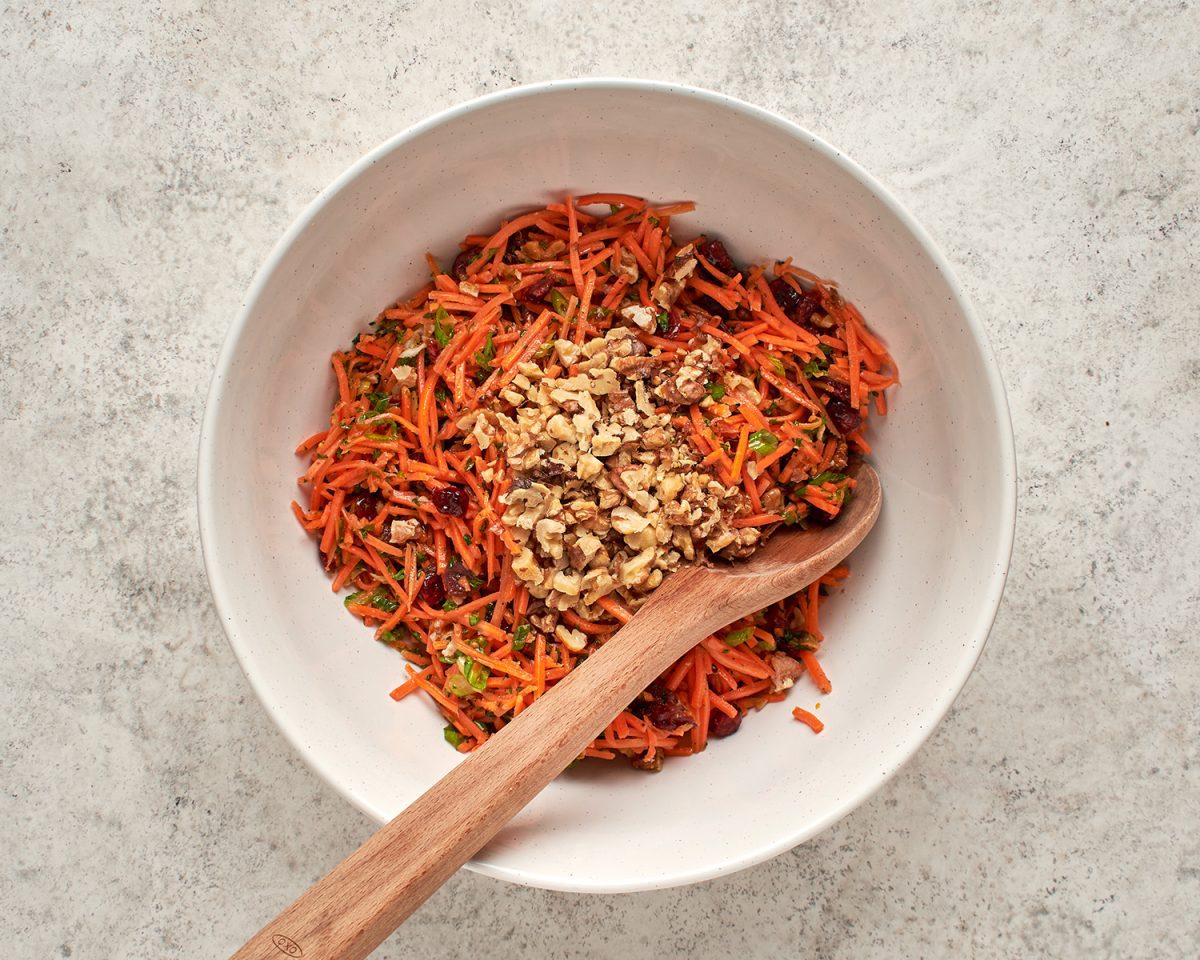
xmin=198 ymin=76 xmax=1017 ymax=893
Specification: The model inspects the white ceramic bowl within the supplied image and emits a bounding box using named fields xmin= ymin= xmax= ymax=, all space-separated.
xmin=199 ymin=79 xmax=1015 ymax=892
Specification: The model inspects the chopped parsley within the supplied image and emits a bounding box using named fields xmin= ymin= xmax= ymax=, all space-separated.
xmin=512 ymin=623 xmax=530 ymax=650
xmin=747 ymin=429 xmax=780 ymax=455
xmin=807 ymin=471 xmax=847 ymax=487
xmin=656 ymin=311 xmax=670 ymax=332
xmin=723 ymin=626 xmax=754 ymax=647
xmin=802 ymin=358 xmax=828 ymax=379
xmin=780 ymin=630 xmax=820 ymax=652
xmin=432 ymin=306 xmax=454 ymax=348
xmin=549 ymin=289 xmax=569 ymax=315
xmin=368 ymin=391 xmax=392 ymax=413
xmin=443 ymin=672 xmax=475 ymax=698
xmin=443 ymin=725 xmax=465 ymax=747
xmin=456 ymin=654 xmax=489 ymax=692
xmin=704 ymin=381 xmax=726 ymax=401
xmin=344 ymin=588 xmax=399 ymax=613
xmin=472 ymin=332 xmax=495 ymax=371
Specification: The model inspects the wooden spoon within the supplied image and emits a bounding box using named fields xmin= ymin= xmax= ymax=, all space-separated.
xmin=232 ymin=464 xmax=881 ymax=960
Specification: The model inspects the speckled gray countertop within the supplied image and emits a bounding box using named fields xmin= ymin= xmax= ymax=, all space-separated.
xmin=3 ymin=2 xmax=1197 ymax=957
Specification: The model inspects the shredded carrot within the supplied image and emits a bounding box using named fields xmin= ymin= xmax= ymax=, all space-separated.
xmin=799 ymin=650 xmax=832 ymax=694
xmin=292 ymin=194 xmax=896 ymax=768
xmin=792 ymin=706 xmax=824 ymax=733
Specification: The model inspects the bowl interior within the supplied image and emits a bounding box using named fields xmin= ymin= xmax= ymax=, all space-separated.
xmin=200 ymin=81 xmax=1014 ymax=892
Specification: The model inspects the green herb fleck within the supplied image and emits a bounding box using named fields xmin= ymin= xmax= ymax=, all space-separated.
xmin=802 ymin=358 xmax=828 ymax=379
xmin=444 ymin=725 xmax=465 ymax=747
xmin=549 ymin=289 xmax=568 ymax=315
xmin=807 ymin=471 xmax=847 ymax=487
xmin=768 ymin=356 xmax=786 ymax=377
xmin=468 ymin=613 xmax=481 ymax=626
xmin=705 ymin=381 xmax=726 ymax=401
xmin=724 ymin=626 xmax=754 ymax=647
xmin=344 ymin=588 xmax=399 ymax=614
xmin=444 ymin=671 xmax=475 ymax=698
xmin=780 ymin=629 xmax=819 ymax=652
xmin=368 ymin=392 xmax=390 ymax=413
xmin=378 ymin=629 xmax=409 ymax=650
xmin=473 ymin=332 xmax=495 ymax=371
xmin=441 ymin=598 xmax=458 ymax=612
xmin=656 ymin=311 xmax=670 ymax=332
xmin=512 ymin=623 xmax=530 ymax=650
xmin=609 ymin=203 xmax=621 ymax=215
xmin=432 ymin=306 xmax=454 ymax=348
xmin=747 ymin=429 xmax=780 ymax=455
xmin=456 ymin=654 xmax=490 ymax=692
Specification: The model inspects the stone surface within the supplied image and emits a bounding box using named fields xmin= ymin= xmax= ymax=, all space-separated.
xmin=2 ymin=2 xmax=1197 ymax=957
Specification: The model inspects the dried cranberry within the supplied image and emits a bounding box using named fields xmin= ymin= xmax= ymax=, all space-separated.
xmin=825 ymin=397 xmax=861 ymax=435
xmin=514 ymin=273 xmax=555 ymax=304
xmin=345 ymin=492 xmax=382 ymax=520
xmin=418 ymin=572 xmax=446 ymax=608
xmin=451 ymin=248 xmax=476 ymax=281
xmin=708 ymin=709 xmax=743 ymax=738
xmin=641 ymin=687 xmax=695 ymax=732
xmin=792 ymin=297 xmax=819 ymax=326
xmin=431 ymin=485 xmax=468 ymax=517
xmin=798 ymin=498 xmax=835 ymax=526
xmin=769 ymin=277 xmax=802 ymax=315
xmin=692 ymin=294 xmax=728 ymax=321
xmin=502 ymin=228 xmax=533 ymax=263
xmin=425 ymin=338 xmax=441 ymax=362
xmin=442 ymin=562 xmax=473 ymax=599
xmin=818 ymin=377 xmax=851 ymax=403
xmin=697 ymin=237 xmax=737 ymax=276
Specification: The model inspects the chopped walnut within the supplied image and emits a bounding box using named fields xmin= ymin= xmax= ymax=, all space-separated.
xmin=616 ymin=247 xmax=639 ymax=283
xmin=389 ymin=518 xmax=423 ymax=544
xmin=767 ymin=652 xmax=806 ymax=692
xmin=481 ymin=324 xmax=765 ymax=619
xmin=555 ymin=624 xmax=588 ymax=652
xmin=650 ymin=246 xmax=697 ymax=309
xmin=619 ymin=303 xmax=657 ymax=332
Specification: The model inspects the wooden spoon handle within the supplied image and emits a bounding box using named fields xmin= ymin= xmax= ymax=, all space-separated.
xmin=231 ymin=566 xmax=719 ymax=960
xmin=233 ymin=465 xmax=882 ymax=960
